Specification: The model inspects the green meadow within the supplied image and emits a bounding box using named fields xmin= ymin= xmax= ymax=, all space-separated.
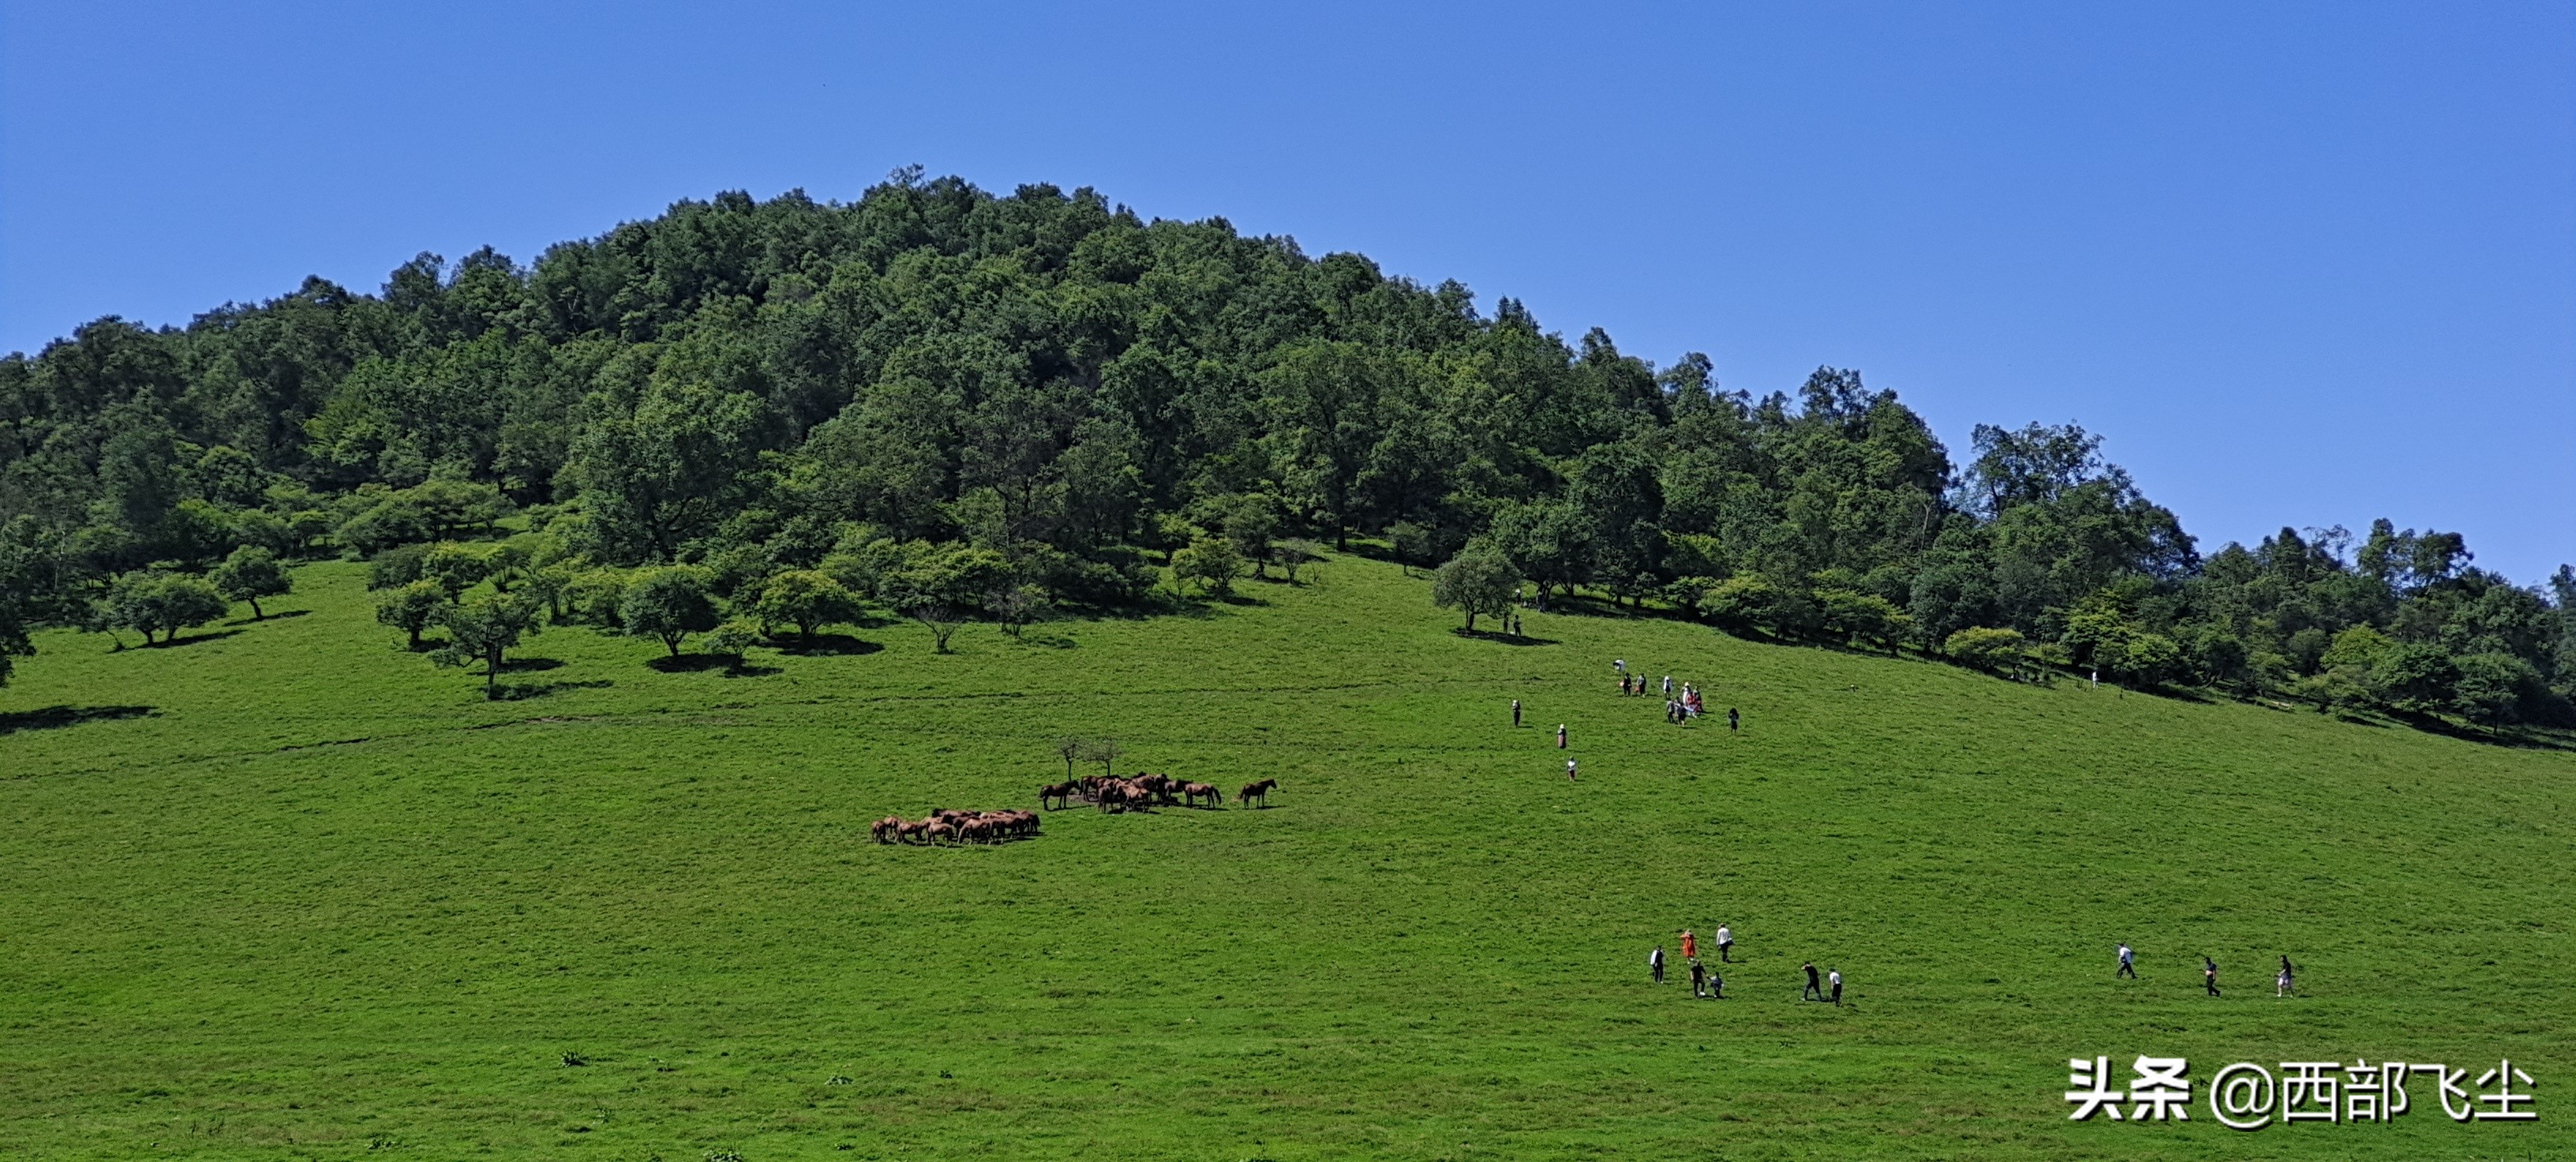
xmin=2 ymin=552 xmax=2567 ymax=1161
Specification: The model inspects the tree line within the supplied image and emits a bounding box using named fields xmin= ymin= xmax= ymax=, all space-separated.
xmin=0 ymin=171 xmax=2567 ymax=729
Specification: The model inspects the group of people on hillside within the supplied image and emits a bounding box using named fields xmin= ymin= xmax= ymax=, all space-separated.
xmin=1610 ymin=658 xmax=1735 ymax=729
xmin=2117 ymin=943 xmax=2299 ymax=998
xmin=1649 ymin=925 xmax=1829 ymax=1003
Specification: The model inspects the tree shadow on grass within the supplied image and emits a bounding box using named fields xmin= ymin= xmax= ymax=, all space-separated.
xmin=495 ymin=679 xmax=616 ymax=701
xmin=498 ymin=657 xmax=565 ymax=673
xmin=226 ymin=609 xmax=313 ymax=626
xmin=771 ymin=633 xmax=882 ymax=657
xmin=646 ymin=654 xmax=781 ymax=677
xmin=147 ymin=629 xmax=245 ymax=649
xmin=2384 ymin=709 xmax=2576 ymax=752
xmin=1451 ymin=628 xmax=1559 ymax=647
xmin=0 ymin=704 xmax=156 ymax=736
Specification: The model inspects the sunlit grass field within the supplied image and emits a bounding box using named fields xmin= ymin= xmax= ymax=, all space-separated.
xmin=2 ymin=552 xmax=2567 ymax=1160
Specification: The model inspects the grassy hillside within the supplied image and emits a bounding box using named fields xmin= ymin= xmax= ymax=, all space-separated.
xmin=1 ymin=552 xmax=2567 ymax=1160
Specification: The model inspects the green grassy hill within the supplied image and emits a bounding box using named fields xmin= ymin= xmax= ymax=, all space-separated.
xmin=2 ymin=553 xmax=2567 ymax=1160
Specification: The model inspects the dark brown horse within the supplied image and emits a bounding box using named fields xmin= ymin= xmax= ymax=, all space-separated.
xmin=1039 ymin=782 xmax=1076 ymax=810
xmin=870 ymin=815 xmax=903 ymax=844
xmin=1182 ymin=781 xmax=1223 ymax=808
xmin=1237 ymin=778 xmax=1279 ymax=808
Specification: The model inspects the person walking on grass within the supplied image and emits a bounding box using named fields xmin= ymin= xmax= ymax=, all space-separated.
xmin=1728 ymin=707 xmax=1740 ymax=733
xmin=1705 ymin=965 xmax=1724 ymax=999
xmin=2276 ymin=955 xmax=2295 ymax=997
xmin=1679 ymin=929 xmax=1697 ymax=963
xmin=2117 ymin=942 xmax=2136 ymax=979
xmin=1557 ymin=724 xmax=1568 ymax=749
xmin=1663 ymin=674 xmax=1674 ymax=697
xmin=1567 ymin=759 xmax=1578 ymax=781
xmin=1689 ymin=957 xmax=1708 ymax=998
xmin=1829 ymin=968 xmax=1843 ymax=1005
xmin=1512 ymin=699 xmax=1522 ymax=728
xmin=1649 ymin=944 xmax=1665 ymax=984
xmin=1716 ymin=924 xmax=1733 ymax=963
xmin=1802 ymin=961 xmax=1822 ymax=1001
xmin=2202 ymin=955 xmax=2221 ymax=997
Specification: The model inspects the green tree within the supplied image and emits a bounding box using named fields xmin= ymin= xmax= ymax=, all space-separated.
xmin=1942 ymin=626 xmax=2027 ymax=673
xmin=1430 ymin=546 xmax=1521 ymax=632
xmin=432 ymin=591 xmax=541 ymax=699
xmin=209 ymin=545 xmax=292 ymax=620
xmin=620 ymin=566 xmax=721 ymax=657
xmin=104 ymin=572 xmax=230 ymax=646
xmin=1170 ymin=537 xmax=1242 ymax=598
xmin=419 ymin=542 xmax=492 ymax=598
xmin=1702 ymin=575 xmax=1787 ymax=633
xmin=886 ymin=545 xmax=1010 ymax=653
xmin=985 ymin=583 xmax=1050 ymax=639
xmin=375 ymin=580 xmax=448 ymax=650
xmin=752 ymin=569 xmax=861 ymax=642
xmin=702 ymin=620 xmax=764 ymax=673
xmin=1818 ymin=588 xmax=1910 ymax=653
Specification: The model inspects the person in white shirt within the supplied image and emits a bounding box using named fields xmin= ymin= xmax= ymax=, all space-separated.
xmin=1828 ymin=968 xmax=1843 ymax=1005
xmin=1649 ymin=945 xmax=1665 ymax=984
xmin=1716 ymin=925 xmax=1734 ymax=963
xmin=2116 ymin=943 xmax=2136 ymax=979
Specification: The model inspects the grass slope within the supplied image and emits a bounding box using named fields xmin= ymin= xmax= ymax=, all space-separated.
xmin=1 ymin=554 xmax=2568 ymax=1161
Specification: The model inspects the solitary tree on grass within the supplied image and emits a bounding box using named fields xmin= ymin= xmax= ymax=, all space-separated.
xmin=1054 ymin=735 xmax=1086 ymax=781
xmin=620 ymin=566 xmax=721 ymax=657
xmin=1431 ymin=545 xmax=1521 ymax=632
xmin=210 ymin=545 xmax=292 ymax=620
xmin=752 ymin=569 xmax=861 ymax=643
xmin=376 ymin=580 xmax=447 ymax=650
xmin=432 ymin=592 xmax=541 ymax=700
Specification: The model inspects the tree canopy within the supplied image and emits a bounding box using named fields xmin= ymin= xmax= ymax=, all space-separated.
xmin=0 ymin=174 xmax=2564 ymax=729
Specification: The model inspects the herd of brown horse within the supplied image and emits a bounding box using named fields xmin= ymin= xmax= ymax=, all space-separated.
xmin=869 ymin=808 xmax=1041 ymax=845
xmin=875 ymin=774 xmax=1279 ymax=849
xmin=1039 ymin=773 xmax=1279 ymax=812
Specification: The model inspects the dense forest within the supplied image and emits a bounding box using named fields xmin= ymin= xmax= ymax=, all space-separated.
xmin=2 ymin=172 xmax=2569 ymax=731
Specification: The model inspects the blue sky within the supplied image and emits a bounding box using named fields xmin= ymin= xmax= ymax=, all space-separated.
xmin=3 ymin=2 xmax=2570 ymax=582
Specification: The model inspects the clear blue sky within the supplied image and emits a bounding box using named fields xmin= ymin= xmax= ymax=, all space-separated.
xmin=4 ymin=2 xmax=2570 ymax=583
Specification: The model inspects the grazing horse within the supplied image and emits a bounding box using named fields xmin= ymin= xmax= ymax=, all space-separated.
xmin=897 ymin=819 xmax=929 ymax=844
xmin=870 ymin=815 xmax=903 ymax=844
xmin=1237 ymin=778 xmax=1279 ymax=808
xmin=923 ymin=819 xmax=957 ymax=845
xmin=1039 ymin=782 xmax=1075 ymax=810
xmin=1183 ymin=782 xmax=1223 ymax=808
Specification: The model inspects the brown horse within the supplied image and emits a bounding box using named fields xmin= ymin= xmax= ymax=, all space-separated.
xmin=1039 ymin=782 xmax=1076 ymax=810
xmin=1182 ymin=782 xmax=1223 ymax=808
xmin=870 ymin=815 xmax=903 ymax=844
xmin=1237 ymin=778 xmax=1279 ymax=808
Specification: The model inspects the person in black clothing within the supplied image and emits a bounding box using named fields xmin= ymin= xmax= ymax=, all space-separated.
xmin=1728 ymin=707 xmax=1740 ymax=732
xmin=1689 ymin=958 xmax=1708 ymax=998
xmin=2202 ymin=955 xmax=2221 ymax=996
xmin=1649 ymin=944 xmax=1665 ymax=984
xmin=1512 ymin=699 xmax=1522 ymax=728
xmin=1801 ymin=961 xmax=1822 ymax=1001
